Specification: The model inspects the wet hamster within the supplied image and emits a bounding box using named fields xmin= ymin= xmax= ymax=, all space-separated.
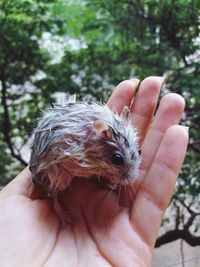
xmin=29 ymin=100 xmax=141 ymax=193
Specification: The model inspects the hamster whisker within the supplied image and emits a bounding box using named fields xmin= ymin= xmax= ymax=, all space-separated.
xmin=123 ymin=185 xmax=128 ymax=204
xmin=126 ymin=184 xmax=134 ymax=204
xmin=68 ymin=183 xmax=73 ymax=192
xmin=115 ymin=184 xmax=121 ymax=206
xmin=97 ymin=183 xmax=118 ymax=210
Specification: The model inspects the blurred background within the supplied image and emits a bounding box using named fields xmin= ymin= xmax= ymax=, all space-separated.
xmin=0 ymin=0 xmax=199 ymax=266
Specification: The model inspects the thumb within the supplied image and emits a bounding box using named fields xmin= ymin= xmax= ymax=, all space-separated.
xmin=0 ymin=167 xmax=32 ymax=197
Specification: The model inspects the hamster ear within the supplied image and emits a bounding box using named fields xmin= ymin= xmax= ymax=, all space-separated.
xmin=120 ymin=106 xmax=130 ymax=121
xmin=93 ymin=120 xmax=113 ymax=139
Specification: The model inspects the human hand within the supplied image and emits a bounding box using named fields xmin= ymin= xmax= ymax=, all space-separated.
xmin=0 ymin=77 xmax=188 ymax=267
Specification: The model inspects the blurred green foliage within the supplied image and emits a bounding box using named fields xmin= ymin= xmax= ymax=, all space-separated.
xmin=0 ymin=0 xmax=199 ymax=245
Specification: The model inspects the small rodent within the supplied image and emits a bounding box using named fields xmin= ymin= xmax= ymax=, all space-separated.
xmin=29 ymin=98 xmax=141 ymax=224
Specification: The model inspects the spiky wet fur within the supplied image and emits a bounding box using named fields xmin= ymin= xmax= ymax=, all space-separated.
xmin=29 ymin=100 xmax=141 ymax=194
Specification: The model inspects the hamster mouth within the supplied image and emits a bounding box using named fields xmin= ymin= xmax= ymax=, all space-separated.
xmin=90 ymin=175 xmax=118 ymax=189
xmin=97 ymin=175 xmax=133 ymax=189
xmin=86 ymin=174 xmax=133 ymax=191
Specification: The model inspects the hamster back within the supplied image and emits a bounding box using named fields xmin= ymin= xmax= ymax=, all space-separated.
xmin=29 ymin=100 xmax=142 ymax=193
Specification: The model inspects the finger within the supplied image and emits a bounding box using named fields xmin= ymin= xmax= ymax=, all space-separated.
xmin=131 ymin=125 xmax=189 ymax=247
xmin=107 ymin=79 xmax=140 ymax=113
xmin=0 ymin=167 xmax=32 ymax=197
xmin=140 ymin=93 xmax=185 ymax=179
xmin=130 ymin=76 xmax=164 ymax=143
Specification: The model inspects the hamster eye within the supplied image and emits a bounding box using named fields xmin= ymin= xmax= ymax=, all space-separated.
xmin=112 ymin=153 xmax=124 ymax=165
xmin=138 ymin=148 xmax=142 ymax=155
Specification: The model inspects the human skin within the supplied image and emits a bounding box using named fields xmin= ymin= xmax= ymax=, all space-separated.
xmin=0 ymin=77 xmax=188 ymax=267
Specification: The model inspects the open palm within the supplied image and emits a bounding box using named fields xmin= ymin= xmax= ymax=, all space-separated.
xmin=0 ymin=77 xmax=188 ymax=267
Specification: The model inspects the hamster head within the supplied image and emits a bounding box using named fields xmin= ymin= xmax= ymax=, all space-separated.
xmin=83 ymin=107 xmax=142 ymax=186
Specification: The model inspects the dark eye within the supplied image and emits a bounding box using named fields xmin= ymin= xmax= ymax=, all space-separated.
xmin=138 ymin=148 xmax=142 ymax=155
xmin=112 ymin=153 xmax=124 ymax=165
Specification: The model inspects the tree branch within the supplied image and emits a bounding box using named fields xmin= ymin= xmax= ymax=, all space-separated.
xmin=177 ymin=198 xmax=199 ymax=216
xmin=156 ymin=228 xmax=200 ymax=247
xmin=156 ymin=198 xmax=200 ymax=247
xmin=1 ymin=78 xmax=27 ymax=166
xmin=184 ymin=213 xmax=197 ymax=231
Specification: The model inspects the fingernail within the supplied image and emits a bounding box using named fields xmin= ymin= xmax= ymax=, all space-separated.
xmin=130 ymin=78 xmax=140 ymax=84
xmin=155 ymin=76 xmax=165 ymax=83
xmin=183 ymin=126 xmax=189 ymax=132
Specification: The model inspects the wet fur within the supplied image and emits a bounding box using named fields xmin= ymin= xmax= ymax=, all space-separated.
xmin=29 ymin=100 xmax=141 ymax=194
